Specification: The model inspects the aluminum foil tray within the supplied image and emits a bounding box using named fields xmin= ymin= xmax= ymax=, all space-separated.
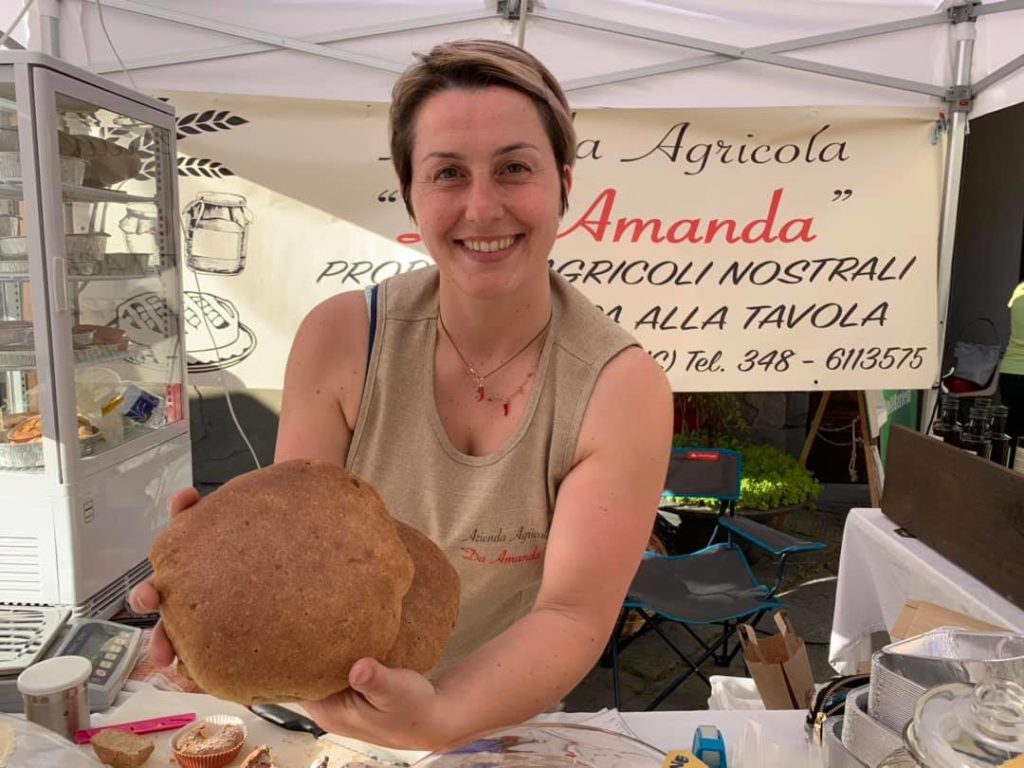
xmin=824 ymin=716 xmax=869 ymax=768
xmin=869 ymin=629 xmax=1024 ymax=733
xmin=869 ymin=662 xmax=925 ymax=734
xmin=0 ymin=435 xmax=98 ymax=469
xmin=842 ymin=686 xmax=904 ymax=767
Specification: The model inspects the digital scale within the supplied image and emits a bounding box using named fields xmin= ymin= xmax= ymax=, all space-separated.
xmin=0 ymin=606 xmax=143 ymax=712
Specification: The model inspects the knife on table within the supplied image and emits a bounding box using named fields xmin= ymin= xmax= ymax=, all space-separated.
xmin=249 ymin=703 xmax=413 ymax=767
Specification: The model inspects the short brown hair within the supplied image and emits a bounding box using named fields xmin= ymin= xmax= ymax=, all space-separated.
xmin=389 ymin=39 xmax=576 ymax=218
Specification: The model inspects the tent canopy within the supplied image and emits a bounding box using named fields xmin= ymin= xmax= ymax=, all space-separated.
xmin=6 ymin=0 xmax=1024 ymax=419
xmin=15 ymin=0 xmax=1024 ymax=118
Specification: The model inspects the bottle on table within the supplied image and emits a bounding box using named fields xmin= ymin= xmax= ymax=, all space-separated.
xmin=960 ymin=405 xmax=993 ymax=459
xmin=988 ymin=405 xmax=1012 ymax=468
xmin=932 ymin=395 xmax=963 ymax=447
xmin=974 ymin=398 xmax=993 ymax=432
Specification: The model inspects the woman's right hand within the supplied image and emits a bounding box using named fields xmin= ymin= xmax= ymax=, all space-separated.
xmin=127 ymin=487 xmax=201 ymax=666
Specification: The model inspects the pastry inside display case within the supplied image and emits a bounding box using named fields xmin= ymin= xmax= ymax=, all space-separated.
xmin=0 ymin=89 xmax=184 ymax=472
xmin=0 ymin=408 xmax=101 ymax=469
xmin=0 ymin=82 xmax=38 ymax=470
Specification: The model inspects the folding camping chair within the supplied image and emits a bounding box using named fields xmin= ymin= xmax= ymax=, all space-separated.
xmin=608 ymin=446 xmax=826 ymax=711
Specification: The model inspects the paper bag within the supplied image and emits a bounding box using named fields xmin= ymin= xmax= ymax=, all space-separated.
xmin=890 ymin=600 xmax=1007 ymax=641
xmin=739 ymin=611 xmax=816 ymax=710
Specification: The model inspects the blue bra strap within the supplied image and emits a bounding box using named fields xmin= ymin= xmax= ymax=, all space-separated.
xmin=365 ymin=284 xmax=379 ymax=369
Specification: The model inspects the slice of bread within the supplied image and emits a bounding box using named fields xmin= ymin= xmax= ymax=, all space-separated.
xmin=240 ymin=744 xmax=274 ymax=768
xmin=91 ymin=729 xmax=155 ymax=768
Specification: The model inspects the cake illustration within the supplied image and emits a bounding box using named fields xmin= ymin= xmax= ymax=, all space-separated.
xmin=114 ymin=290 xmax=256 ymax=372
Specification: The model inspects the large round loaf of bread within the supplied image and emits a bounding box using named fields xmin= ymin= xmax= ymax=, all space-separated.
xmin=385 ymin=521 xmax=460 ymax=672
xmin=150 ymin=459 xmax=414 ymax=704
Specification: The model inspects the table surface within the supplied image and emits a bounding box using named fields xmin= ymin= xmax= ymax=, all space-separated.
xmin=75 ymin=685 xmax=812 ymax=766
xmin=829 ymin=507 xmax=1024 ymax=674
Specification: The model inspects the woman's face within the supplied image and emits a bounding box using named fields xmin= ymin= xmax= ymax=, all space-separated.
xmin=408 ymin=86 xmax=570 ymax=299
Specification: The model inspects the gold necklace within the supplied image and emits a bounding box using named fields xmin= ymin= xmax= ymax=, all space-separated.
xmin=437 ymin=310 xmax=552 ymax=403
xmin=486 ymin=367 xmax=536 ymax=416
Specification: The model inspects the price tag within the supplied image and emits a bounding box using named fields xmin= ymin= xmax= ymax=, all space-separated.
xmin=660 ymin=751 xmax=709 ymax=768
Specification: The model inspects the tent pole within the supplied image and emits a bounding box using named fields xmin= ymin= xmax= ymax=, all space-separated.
xmin=542 ymin=8 xmax=947 ymax=98
xmin=84 ymin=0 xmax=405 ymax=74
xmin=515 ymin=1 xmax=528 ymax=48
xmin=923 ymin=14 xmax=976 ymax=432
xmin=38 ymin=0 xmax=58 ymax=57
xmin=88 ymin=10 xmax=493 ymax=76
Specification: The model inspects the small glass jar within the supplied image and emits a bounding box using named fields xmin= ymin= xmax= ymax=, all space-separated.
xmin=880 ymin=680 xmax=1024 ymax=768
xmin=16 ymin=655 xmax=92 ymax=740
xmin=183 ymin=192 xmax=253 ymax=275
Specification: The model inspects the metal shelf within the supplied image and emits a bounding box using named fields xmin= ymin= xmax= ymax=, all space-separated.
xmin=0 ymin=263 xmax=169 ymax=283
xmin=0 ymin=181 xmax=157 ymax=204
xmin=0 ymin=342 xmax=149 ymax=372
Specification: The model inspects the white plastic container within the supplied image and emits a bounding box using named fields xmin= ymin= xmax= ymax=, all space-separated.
xmin=0 ymin=235 xmax=26 ymax=257
xmin=0 ymin=216 xmax=18 ymax=237
xmin=16 ymin=656 xmax=92 ymax=740
xmin=65 ymin=232 xmax=108 ymax=260
xmin=0 ymin=152 xmax=86 ymax=184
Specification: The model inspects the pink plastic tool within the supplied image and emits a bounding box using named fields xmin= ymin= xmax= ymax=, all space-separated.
xmin=74 ymin=713 xmax=197 ymax=745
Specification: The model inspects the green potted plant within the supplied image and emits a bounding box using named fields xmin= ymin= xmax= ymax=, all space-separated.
xmin=662 ymin=393 xmax=822 ymax=550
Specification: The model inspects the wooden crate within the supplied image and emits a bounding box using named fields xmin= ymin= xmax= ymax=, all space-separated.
xmin=882 ymin=426 xmax=1024 ymax=609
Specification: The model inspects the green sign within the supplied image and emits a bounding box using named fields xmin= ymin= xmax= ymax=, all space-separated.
xmin=881 ymin=389 xmax=919 ymax=463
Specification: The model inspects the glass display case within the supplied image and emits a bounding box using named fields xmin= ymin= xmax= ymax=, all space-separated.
xmin=0 ymin=52 xmax=191 ymax=617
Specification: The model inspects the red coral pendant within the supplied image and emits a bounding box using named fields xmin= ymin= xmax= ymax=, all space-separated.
xmin=476 ymin=385 xmax=485 ymax=402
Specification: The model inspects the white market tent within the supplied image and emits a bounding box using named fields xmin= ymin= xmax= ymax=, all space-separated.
xmin=8 ymin=0 xmax=1024 ymax=420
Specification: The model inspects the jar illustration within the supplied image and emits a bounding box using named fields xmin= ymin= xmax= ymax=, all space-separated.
xmin=183 ymin=192 xmax=254 ymax=275
xmin=118 ymin=203 xmax=161 ymax=266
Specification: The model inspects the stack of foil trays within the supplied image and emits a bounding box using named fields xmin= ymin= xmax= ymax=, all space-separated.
xmin=824 ymin=629 xmax=1024 ymax=767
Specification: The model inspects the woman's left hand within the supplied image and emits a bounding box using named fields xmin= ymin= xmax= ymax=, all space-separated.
xmin=302 ymin=658 xmax=449 ymax=750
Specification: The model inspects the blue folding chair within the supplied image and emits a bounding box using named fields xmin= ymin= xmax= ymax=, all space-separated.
xmin=609 ymin=447 xmax=826 ymax=711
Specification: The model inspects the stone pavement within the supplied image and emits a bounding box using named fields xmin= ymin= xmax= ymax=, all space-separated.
xmin=564 ymin=485 xmax=867 ymax=712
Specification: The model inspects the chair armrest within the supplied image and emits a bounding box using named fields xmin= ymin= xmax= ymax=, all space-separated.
xmin=718 ymin=515 xmax=826 ymax=557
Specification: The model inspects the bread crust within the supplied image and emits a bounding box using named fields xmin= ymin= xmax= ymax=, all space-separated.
xmin=151 ymin=459 xmax=415 ymax=704
xmin=385 ymin=521 xmax=460 ymax=672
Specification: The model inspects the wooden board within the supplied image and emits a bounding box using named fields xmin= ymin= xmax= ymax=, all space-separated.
xmin=882 ymin=425 xmax=1024 ymax=609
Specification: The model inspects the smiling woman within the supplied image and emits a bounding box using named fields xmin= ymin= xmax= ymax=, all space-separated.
xmin=408 ymin=86 xmax=570 ymax=308
xmin=131 ymin=39 xmax=673 ymax=751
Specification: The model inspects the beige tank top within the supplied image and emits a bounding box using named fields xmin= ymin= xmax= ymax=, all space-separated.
xmin=346 ymin=266 xmax=637 ymax=668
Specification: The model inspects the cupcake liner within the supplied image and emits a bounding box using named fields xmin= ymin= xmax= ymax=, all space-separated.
xmin=171 ymin=715 xmax=247 ymax=768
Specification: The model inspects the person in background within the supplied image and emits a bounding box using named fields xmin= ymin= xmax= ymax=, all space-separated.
xmin=130 ymin=39 xmax=673 ymax=750
xmin=998 ymin=281 xmax=1024 ymax=467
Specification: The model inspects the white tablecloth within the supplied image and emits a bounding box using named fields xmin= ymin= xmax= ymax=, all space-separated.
xmin=75 ymin=685 xmax=812 ymax=766
xmin=829 ymin=507 xmax=1024 ymax=674
xmin=621 ymin=709 xmax=810 ymax=761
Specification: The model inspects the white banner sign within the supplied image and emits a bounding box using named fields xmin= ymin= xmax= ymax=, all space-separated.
xmin=158 ymin=94 xmax=943 ymax=392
